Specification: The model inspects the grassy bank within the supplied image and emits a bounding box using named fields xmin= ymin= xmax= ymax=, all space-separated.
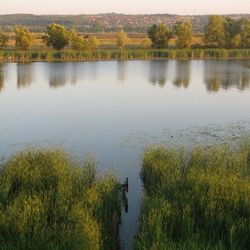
xmin=1 ymin=49 xmax=250 ymax=62
xmin=0 ymin=149 xmax=121 ymax=250
xmin=135 ymin=144 xmax=250 ymax=249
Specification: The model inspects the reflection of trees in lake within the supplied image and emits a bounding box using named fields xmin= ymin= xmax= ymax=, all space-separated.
xmin=48 ymin=63 xmax=69 ymax=88
xmin=117 ymin=61 xmax=127 ymax=82
xmin=204 ymin=61 xmax=250 ymax=92
xmin=173 ymin=60 xmax=191 ymax=89
xmin=0 ymin=65 xmax=4 ymax=93
xmin=17 ymin=63 xmax=33 ymax=89
xmin=149 ymin=61 xmax=168 ymax=87
xmin=48 ymin=62 xmax=98 ymax=88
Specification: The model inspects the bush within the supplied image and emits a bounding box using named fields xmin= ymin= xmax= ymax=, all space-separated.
xmin=0 ymin=149 xmax=121 ymax=250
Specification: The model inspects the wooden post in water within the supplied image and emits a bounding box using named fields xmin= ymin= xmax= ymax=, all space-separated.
xmin=121 ymin=178 xmax=128 ymax=213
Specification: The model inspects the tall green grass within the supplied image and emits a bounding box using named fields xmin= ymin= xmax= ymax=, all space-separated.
xmin=0 ymin=49 xmax=250 ymax=62
xmin=135 ymin=144 xmax=250 ymax=250
xmin=0 ymin=149 xmax=121 ymax=250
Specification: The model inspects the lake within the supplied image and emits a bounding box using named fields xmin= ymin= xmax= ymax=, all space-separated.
xmin=1 ymin=60 xmax=250 ymax=249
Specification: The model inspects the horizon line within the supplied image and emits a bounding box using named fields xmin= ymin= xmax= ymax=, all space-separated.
xmin=0 ymin=12 xmax=250 ymax=16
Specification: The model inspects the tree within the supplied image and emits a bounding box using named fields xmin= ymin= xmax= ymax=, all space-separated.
xmin=116 ymin=30 xmax=128 ymax=49
xmin=44 ymin=23 xmax=69 ymax=50
xmin=69 ymin=29 xmax=85 ymax=50
xmin=14 ymin=26 xmax=33 ymax=50
xmin=86 ymin=36 xmax=100 ymax=50
xmin=0 ymin=29 xmax=8 ymax=50
xmin=224 ymin=18 xmax=242 ymax=48
xmin=140 ymin=38 xmax=152 ymax=49
xmin=204 ymin=15 xmax=225 ymax=48
xmin=148 ymin=24 xmax=171 ymax=49
xmin=240 ymin=18 xmax=250 ymax=48
xmin=174 ymin=22 xmax=193 ymax=48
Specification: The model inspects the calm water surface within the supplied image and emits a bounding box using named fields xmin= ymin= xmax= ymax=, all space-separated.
xmin=1 ymin=60 xmax=250 ymax=249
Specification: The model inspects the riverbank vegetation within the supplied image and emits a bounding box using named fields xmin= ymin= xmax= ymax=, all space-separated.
xmin=0 ymin=149 xmax=121 ymax=250
xmin=135 ymin=144 xmax=250 ymax=249
xmin=0 ymin=15 xmax=249 ymax=54
xmin=0 ymin=15 xmax=249 ymax=62
xmin=1 ymin=48 xmax=250 ymax=62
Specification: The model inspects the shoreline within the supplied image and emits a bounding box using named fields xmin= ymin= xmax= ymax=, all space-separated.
xmin=1 ymin=48 xmax=250 ymax=63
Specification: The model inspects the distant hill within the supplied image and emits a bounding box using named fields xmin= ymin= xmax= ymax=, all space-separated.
xmin=0 ymin=13 xmax=250 ymax=33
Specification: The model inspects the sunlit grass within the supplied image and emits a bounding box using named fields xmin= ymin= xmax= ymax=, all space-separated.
xmin=1 ymin=49 xmax=250 ymax=62
xmin=135 ymin=144 xmax=250 ymax=250
xmin=0 ymin=149 xmax=121 ymax=250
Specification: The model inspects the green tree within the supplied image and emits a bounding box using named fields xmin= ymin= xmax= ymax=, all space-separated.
xmin=204 ymin=15 xmax=225 ymax=48
xmin=116 ymin=30 xmax=128 ymax=49
xmin=69 ymin=29 xmax=85 ymax=50
xmin=240 ymin=18 xmax=250 ymax=48
xmin=148 ymin=24 xmax=171 ymax=49
xmin=231 ymin=34 xmax=241 ymax=48
xmin=174 ymin=22 xmax=193 ymax=48
xmin=86 ymin=36 xmax=100 ymax=50
xmin=44 ymin=23 xmax=69 ymax=50
xmin=0 ymin=29 xmax=8 ymax=50
xmin=14 ymin=26 xmax=33 ymax=50
xmin=140 ymin=38 xmax=152 ymax=49
xmin=224 ymin=18 xmax=242 ymax=48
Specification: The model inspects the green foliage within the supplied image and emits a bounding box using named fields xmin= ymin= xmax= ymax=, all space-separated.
xmin=86 ymin=36 xmax=100 ymax=50
xmin=148 ymin=24 xmax=171 ymax=49
xmin=224 ymin=17 xmax=242 ymax=48
xmin=0 ymin=29 xmax=8 ymax=50
xmin=44 ymin=23 xmax=70 ymax=50
xmin=69 ymin=29 xmax=85 ymax=50
xmin=116 ymin=30 xmax=128 ymax=49
xmin=0 ymin=149 xmax=121 ymax=250
xmin=14 ymin=26 xmax=33 ymax=51
xmin=135 ymin=144 xmax=250 ymax=249
xmin=139 ymin=38 xmax=152 ymax=49
xmin=240 ymin=18 xmax=250 ymax=48
xmin=174 ymin=22 xmax=193 ymax=48
xmin=205 ymin=15 xmax=226 ymax=48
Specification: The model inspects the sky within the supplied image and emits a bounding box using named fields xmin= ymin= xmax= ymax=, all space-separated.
xmin=1 ymin=0 xmax=250 ymax=15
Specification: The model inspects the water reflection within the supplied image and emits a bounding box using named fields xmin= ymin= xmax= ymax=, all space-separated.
xmin=48 ymin=63 xmax=70 ymax=88
xmin=149 ymin=61 xmax=168 ymax=87
xmin=204 ymin=61 xmax=250 ymax=92
xmin=117 ymin=61 xmax=127 ymax=82
xmin=17 ymin=63 xmax=33 ymax=89
xmin=173 ymin=60 xmax=191 ymax=88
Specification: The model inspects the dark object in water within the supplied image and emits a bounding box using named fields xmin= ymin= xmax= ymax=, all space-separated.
xmin=121 ymin=178 xmax=128 ymax=213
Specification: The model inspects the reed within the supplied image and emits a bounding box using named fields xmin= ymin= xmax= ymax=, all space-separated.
xmin=1 ymin=49 xmax=250 ymax=62
xmin=0 ymin=149 xmax=121 ymax=250
xmin=135 ymin=144 xmax=250 ymax=250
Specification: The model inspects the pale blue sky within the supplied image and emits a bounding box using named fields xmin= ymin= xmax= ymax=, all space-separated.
xmin=1 ymin=0 xmax=250 ymax=15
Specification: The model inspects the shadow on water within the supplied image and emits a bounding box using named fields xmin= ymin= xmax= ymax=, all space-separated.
xmin=149 ymin=61 xmax=168 ymax=87
xmin=17 ymin=63 xmax=34 ymax=89
xmin=204 ymin=60 xmax=250 ymax=92
xmin=173 ymin=60 xmax=191 ymax=89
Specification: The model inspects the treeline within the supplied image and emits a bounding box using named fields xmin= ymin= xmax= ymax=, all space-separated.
xmin=147 ymin=16 xmax=250 ymax=49
xmin=0 ymin=15 xmax=250 ymax=51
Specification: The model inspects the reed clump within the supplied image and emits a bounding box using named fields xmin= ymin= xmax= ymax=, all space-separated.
xmin=0 ymin=49 xmax=250 ymax=62
xmin=135 ymin=144 xmax=250 ymax=250
xmin=0 ymin=149 xmax=121 ymax=250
